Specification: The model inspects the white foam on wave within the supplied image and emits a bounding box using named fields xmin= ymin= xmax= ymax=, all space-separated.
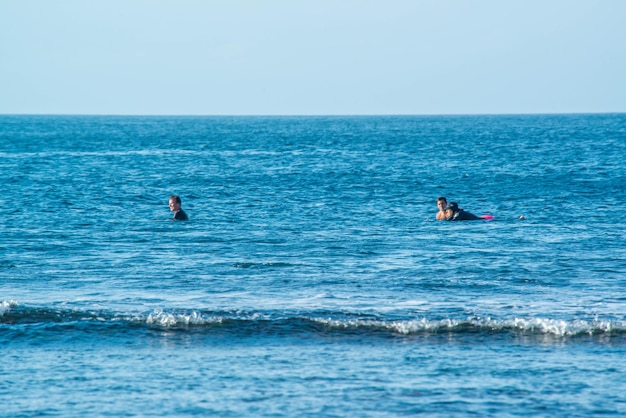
xmin=0 ymin=300 xmax=18 ymax=316
xmin=504 ymin=317 xmax=619 ymax=336
xmin=144 ymin=309 xmax=224 ymax=327
xmin=312 ymin=316 xmax=626 ymax=336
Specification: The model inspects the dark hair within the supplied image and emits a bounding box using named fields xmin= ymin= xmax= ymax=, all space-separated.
xmin=170 ymin=195 xmax=182 ymax=205
xmin=445 ymin=202 xmax=459 ymax=212
xmin=437 ymin=196 xmax=447 ymax=204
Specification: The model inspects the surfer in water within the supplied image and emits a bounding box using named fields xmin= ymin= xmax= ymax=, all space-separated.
xmin=169 ymin=195 xmax=188 ymax=221
xmin=444 ymin=202 xmax=483 ymax=221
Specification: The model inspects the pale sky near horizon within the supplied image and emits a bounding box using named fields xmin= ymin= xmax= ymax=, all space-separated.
xmin=1 ymin=0 xmax=625 ymax=115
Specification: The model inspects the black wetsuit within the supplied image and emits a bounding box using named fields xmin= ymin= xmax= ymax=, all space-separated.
xmin=449 ymin=209 xmax=482 ymax=221
xmin=174 ymin=209 xmax=188 ymax=221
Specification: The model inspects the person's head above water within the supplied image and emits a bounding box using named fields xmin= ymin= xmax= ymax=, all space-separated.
xmin=444 ymin=202 xmax=459 ymax=219
xmin=445 ymin=202 xmax=459 ymax=213
xmin=169 ymin=195 xmax=182 ymax=212
xmin=436 ymin=196 xmax=448 ymax=220
xmin=169 ymin=195 xmax=188 ymax=220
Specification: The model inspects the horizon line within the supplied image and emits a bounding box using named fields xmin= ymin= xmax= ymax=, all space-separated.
xmin=1 ymin=111 xmax=625 ymax=118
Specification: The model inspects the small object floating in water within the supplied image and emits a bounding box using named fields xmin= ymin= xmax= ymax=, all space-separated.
xmin=480 ymin=215 xmax=494 ymax=220
xmin=518 ymin=215 xmax=526 ymax=220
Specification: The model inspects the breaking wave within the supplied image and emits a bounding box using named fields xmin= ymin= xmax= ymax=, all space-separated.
xmin=2 ymin=301 xmax=625 ymax=341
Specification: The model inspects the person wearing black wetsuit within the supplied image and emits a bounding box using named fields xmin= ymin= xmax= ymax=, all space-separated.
xmin=445 ymin=202 xmax=482 ymax=221
xmin=169 ymin=195 xmax=189 ymax=221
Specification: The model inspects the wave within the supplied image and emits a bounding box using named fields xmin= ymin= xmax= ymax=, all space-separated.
xmin=233 ymin=261 xmax=295 ymax=269
xmin=2 ymin=301 xmax=625 ymax=341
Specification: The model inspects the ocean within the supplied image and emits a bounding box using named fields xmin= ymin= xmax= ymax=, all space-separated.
xmin=1 ymin=114 xmax=625 ymax=417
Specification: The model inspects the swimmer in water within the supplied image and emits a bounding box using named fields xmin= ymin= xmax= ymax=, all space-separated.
xmin=436 ymin=196 xmax=448 ymax=220
xmin=169 ymin=195 xmax=188 ymax=221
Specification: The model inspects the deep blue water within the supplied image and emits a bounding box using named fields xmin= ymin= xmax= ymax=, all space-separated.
xmin=1 ymin=114 xmax=626 ymax=417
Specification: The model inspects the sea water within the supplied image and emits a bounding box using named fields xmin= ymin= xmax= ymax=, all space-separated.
xmin=1 ymin=114 xmax=625 ymax=417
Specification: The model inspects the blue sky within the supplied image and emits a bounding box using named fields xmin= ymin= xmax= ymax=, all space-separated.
xmin=1 ymin=0 xmax=625 ymax=115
